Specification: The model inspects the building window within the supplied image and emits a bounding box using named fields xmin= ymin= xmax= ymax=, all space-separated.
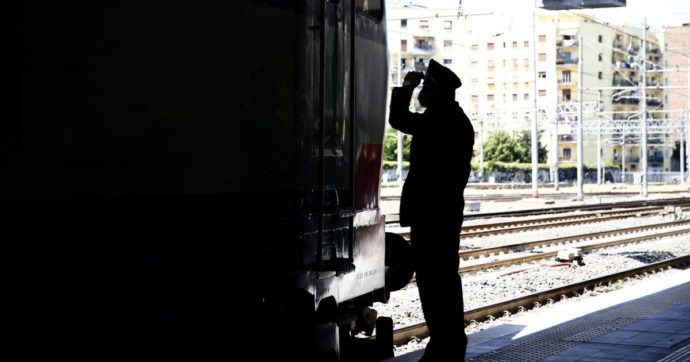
xmin=401 ymin=39 xmax=407 ymax=52
xmin=513 ymin=94 xmax=518 ymax=101
xmin=563 ymin=148 xmax=572 ymax=159
xmin=538 ymin=34 xmax=546 ymax=43
xmin=538 ymin=71 xmax=547 ymax=79
xmin=443 ymin=58 xmax=452 ymax=65
xmin=512 ymin=82 xmax=518 ymax=90
xmin=471 ymin=95 xmax=479 ymax=102
xmin=539 ymin=89 xmax=546 ymax=97
xmin=444 ymin=40 xmax=452 ymax=48
xmin=562 ymin=89 xmax=571 ymax=101
xmin=562 ymin=70 xmax=571 ymax=83
xmin=487 ymin=59 xmax=495 ymax=69
xmin=598 ymin=71 xmax=603 ymax=80
xmin=524 ymin=93 xmax=529 ymax=101
xmin=487 ymin=42 xmax=495 ymax=50
xmin=444 ymin=20 xmax=452 ymax=29
xmin=502 ymin=59 xmax=507 ymax=67
xmin=598 ymin=35 xmax=603 ymax=43
xmin=524 ymin=82 xmax=529 ymax=89
xmin=487 ymin=94 xmax=494 ymax=101
xmin=471 ymin=78 xmax=478 ymax=85
xmin=513 ymin=58 xmax=519 ymax=67
xmin=420 ymin=20 xmax=429 ymax=29
xmin=524 ymin=40 xmax=529 ymax=47
xmin=401 ymin=19 xmax=407 ymax=28
xmin=538 ymin=53 xmax=546 ymax=61
xmin=414 ymin=37 xmax=433 ymax=51
xmin=503 ymin=42 xmax=506 ymax=49
xmin=471 ymin=44 xmax=479 ymax=51
xmin=512 ymin=41 xmax=518 ymax=48
xmin=598 ymin=53 xmax=603 ymax=62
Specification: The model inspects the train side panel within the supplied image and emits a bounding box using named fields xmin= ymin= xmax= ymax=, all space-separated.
xmin=16 ymin=0 xmax=389 ymax=359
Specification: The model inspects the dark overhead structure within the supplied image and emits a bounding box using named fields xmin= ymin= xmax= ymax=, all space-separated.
xmin=540 ymin=0 xmax=626 ymax=10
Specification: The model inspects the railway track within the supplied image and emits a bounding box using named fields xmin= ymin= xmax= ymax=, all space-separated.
xmin=382 ymin=192 xmax=687 ymax=203
xmin=457 ymin=219 xmax=690 ymax=261
xmin=459 ymin=225 xmax=690 ymax=274
xmin=391 ymin=253 xmax=690 ymax=345
xmin=394 ymin=206 xmax=668 ymax=239
xmin=384 ymin=197 xmax=690 ymax=224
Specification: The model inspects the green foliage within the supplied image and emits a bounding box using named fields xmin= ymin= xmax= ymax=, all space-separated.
xmin=471 ymin=160 xmax=617 ymax=173
xmin=384 ymin=129 xmax=411 ymax=162
xmin=515 ymin=130 xmax=548 ymax=163
xmin=382 ymin=160 xmax=410 ymax=170
xmin=483 ymin=131 xmax=524 ymax=162
xmin=482 ymin=161 xmax=551 ymax=173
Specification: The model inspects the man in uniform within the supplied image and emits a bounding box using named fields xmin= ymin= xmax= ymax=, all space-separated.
xmin=389 ymin=59 xmax=474 ymax=361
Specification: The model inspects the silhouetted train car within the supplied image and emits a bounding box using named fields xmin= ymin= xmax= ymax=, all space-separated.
xmin=16 ymin=0 xmax=391 ymax=360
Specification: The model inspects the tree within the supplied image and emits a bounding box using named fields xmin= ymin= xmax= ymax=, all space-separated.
xmin=515 ymin=130 xmax=547 ymax=163
xmin=384 ymin=129 xmax=411 ymax=162
xmin=483 ymin=130 xmax=524 ymax=162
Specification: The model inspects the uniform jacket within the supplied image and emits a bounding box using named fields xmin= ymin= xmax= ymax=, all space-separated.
xmin=389 ymin=85 xmax=475 ymax=229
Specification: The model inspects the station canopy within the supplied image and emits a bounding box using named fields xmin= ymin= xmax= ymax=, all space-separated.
xmin=540 ymin=0 xmax=626 ymax=10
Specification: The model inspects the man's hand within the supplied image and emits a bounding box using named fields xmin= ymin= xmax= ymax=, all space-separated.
xmin=403 ymin=71 xmax=423 ymax=88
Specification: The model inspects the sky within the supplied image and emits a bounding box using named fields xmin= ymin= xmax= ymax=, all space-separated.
xmin=402 ymin=0 xmax=690 ymax=29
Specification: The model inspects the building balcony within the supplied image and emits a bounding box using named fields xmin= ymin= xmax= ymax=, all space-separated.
xmin=613 ymin=46 xmax=639 ymax=56
xmin=612 ymin=92 xmax=640 ymax=104
xmin=648 ymin=155 xmax=664 ymax=164
xmin=648 ymin=47 xmax=661 ymax=55
xmin=558 ymin=79 xmax=575 ymax=85
xmin=409 ymin=47 xmax=435 ymax=56
xmin=612 ymin=78 xmax=637 ymax=87
xmin=556 ymin=58 xmax=578 ymax=65
xmin=556 ymin=39 xmax=579 ymax=48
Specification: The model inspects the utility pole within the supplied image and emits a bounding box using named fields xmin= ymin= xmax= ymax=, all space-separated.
xmin=622 ymin=134 xmax=626 ymax=183
xmin=530 ymin=6 xmax=539 ymax=198
xmin=553 ymin=118 xmax=559 ymax=190
xmin=396 ymin=51 xmax=403 ymax=182
xmin=640 ymin=17 xmax=649 ymax=197
xmin=597 ymin=90 xmax=602 ymax=184
xmin=681 ymin=117 xmax=685 ymax=186
xmin=396 ymin=131 xmax=403 ymax=182
xmin=577 ymin=35 xmax=584 ymax=201
xmin=479 ymin=118 xmax=484 ymax=182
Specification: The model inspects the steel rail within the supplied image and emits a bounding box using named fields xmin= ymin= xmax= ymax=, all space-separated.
xmin=392 ymin=253 xmax=690 ymax=345
xmin=459 ymin=226 xmax=690 ymax=274
xmin=394 ymin=207 xmax=663 ymax=239
xmin=457 ymin=219 xmax=690 ymax=261
xmin=384 ymin=198 xmax=690 ymax=224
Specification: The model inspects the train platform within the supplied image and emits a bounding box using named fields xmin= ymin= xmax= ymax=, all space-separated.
xmin=385 ymin=269 xmax=690 ymax=361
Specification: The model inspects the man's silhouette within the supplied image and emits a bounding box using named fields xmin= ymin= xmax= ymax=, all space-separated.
xmin=389 ymin=59 xmax=474 ymax=361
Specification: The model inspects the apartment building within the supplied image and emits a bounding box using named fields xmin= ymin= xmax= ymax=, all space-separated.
xmin=386 ymin=3 xmax=670 ymax=174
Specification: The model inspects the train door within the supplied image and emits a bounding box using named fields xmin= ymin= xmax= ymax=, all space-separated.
xmin=301 ymin=0 xmax=356 ymax=277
